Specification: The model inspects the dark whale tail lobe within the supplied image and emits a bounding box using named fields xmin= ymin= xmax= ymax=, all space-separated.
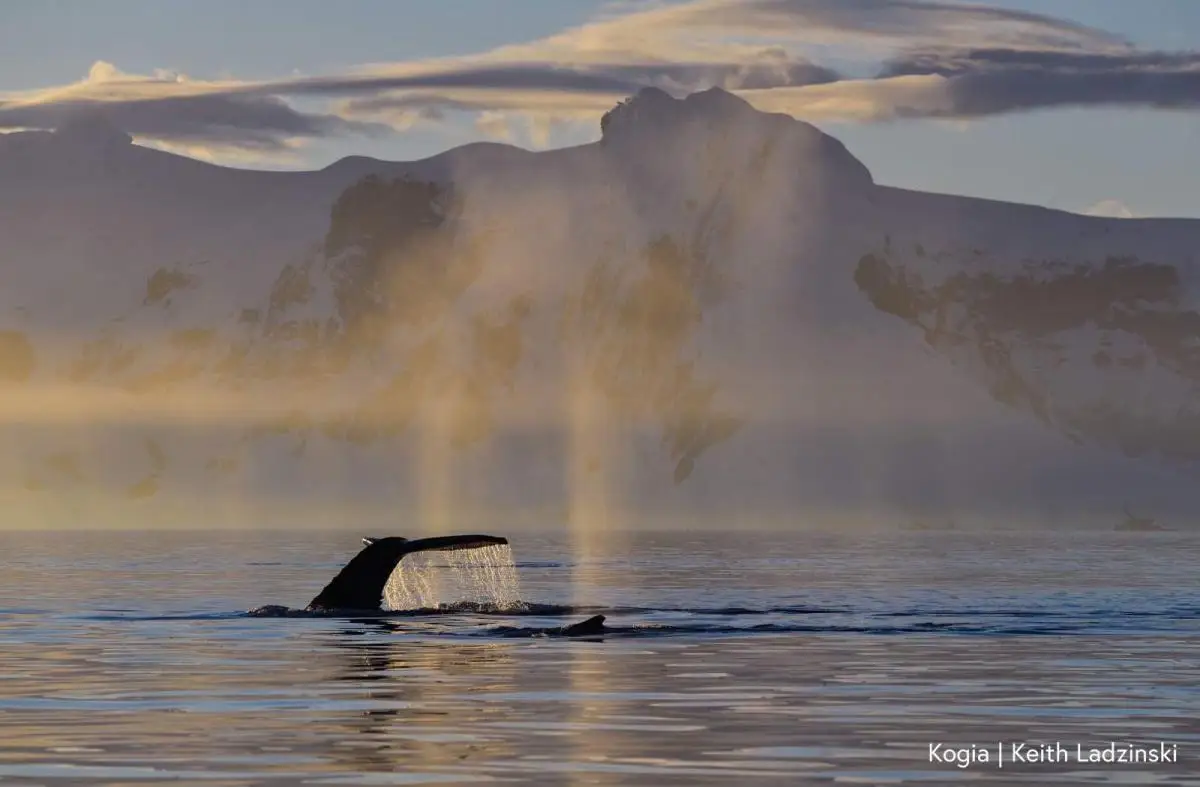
xmin=306 ymin=534 xmax=508 ymax=612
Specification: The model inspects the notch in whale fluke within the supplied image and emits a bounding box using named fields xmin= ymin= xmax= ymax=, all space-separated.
xmin=306 ymin=534 xmax=508 ymax=612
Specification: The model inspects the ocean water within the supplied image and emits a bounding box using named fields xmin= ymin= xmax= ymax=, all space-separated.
xmin=1 ymin=528 xmax=1197 ymax=786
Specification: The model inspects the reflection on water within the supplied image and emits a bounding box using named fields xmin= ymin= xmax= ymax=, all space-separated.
xmin=1 ymin=529 xmax=1198 ymax=784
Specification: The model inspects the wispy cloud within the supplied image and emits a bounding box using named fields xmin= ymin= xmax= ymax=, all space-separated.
xmin=0 ymin=0 xmax=1194 ymax=161
xmin=1083 ymin=199 xmax=1138 ymax=219
xmin=879 ymin=48 xmax=1200 ymax=117
xmin=0 ymin=62 xmax=390 ymax=157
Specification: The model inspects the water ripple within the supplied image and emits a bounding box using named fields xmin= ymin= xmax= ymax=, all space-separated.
xmin=0 ymin=529 xmax=1197 ymax=784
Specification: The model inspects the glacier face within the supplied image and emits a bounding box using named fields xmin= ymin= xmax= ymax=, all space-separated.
xmin=3 ymin=87 xmax=1199 ymax=530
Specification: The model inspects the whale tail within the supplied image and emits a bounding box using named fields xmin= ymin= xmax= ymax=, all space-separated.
xmin=306 ymin=534 xmax=508 ymax=612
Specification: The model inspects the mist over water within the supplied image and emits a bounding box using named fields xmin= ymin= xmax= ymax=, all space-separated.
xmin=383 ymin=543 xmax=525 ymax=611
xmin=9 ymin=89 xmax=1200 ymax=530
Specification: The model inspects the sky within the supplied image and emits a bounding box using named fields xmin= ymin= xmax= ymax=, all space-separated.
xmin=1 ymin=0 xmax=1199 ymax=217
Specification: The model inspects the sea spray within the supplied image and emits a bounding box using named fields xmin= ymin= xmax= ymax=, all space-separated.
xmin=383 ymin=542 xmax=525 ymax=611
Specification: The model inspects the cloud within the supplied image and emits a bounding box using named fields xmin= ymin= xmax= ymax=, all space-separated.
xmin=564 ymin=0 xmax=1127 ymax=55
xmin=1083 ymin=199 xmax=1137 ymax=219
xmin=0 ymin=53 xmax=839 ymax=155
xmin=878 ymin=48 xmax=1200 ymax=116
xmin=1 ymin=94 xmax=386 ymax=151
xmin=0 ymin=61 xmax=389 ymax=154
xmin=0 ymin=1 xmax=1195 ymax=161
xmin=740 ymin=74 xmax=953 ymax=121
xmin=474 ymin=111 xmax=514 ymax=142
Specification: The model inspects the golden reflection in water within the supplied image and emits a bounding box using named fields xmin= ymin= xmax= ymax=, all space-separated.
xmin=567 ymin=372 xmax=610 ymax=605
xmin=567 ymin=641 xmax=624 ymax=784
xmin=565 ymin=366 xmax=626 ymax=783
xmin=320 ymin=627 xmax=520 ymax=773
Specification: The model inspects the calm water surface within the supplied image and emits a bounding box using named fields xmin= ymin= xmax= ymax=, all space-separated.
xmin=1 ymin=528 xmax=1198 ymax=786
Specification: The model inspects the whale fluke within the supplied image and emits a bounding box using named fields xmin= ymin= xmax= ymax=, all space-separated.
xmin=306 ymin=534 xmax=508 ymax=612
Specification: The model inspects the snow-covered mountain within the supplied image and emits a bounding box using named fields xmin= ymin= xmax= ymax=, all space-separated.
xmin=3 ymin=87 xmax=1199 ymax=530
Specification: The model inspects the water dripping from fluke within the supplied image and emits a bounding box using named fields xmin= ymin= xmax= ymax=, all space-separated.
xmin=384 ymin=542 xmax=527 ymax=612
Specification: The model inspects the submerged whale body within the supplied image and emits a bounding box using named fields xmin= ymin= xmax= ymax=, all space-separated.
xmin=249 ymin=534 xmax=609 ymax=637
